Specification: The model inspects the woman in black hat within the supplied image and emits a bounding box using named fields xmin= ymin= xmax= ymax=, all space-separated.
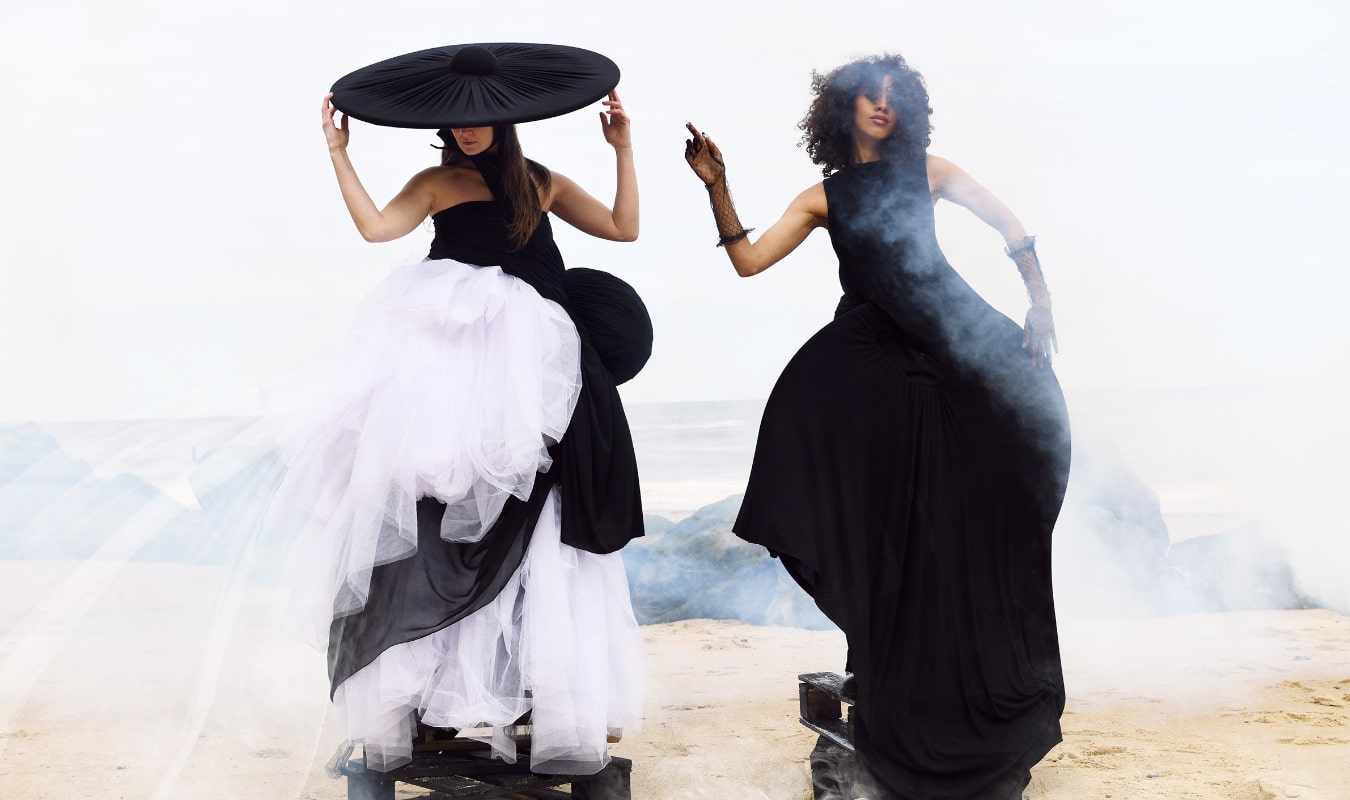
xmin=684 ymin=54 xmax=1071 ymax=800
xmin=269 ymin=73 xmax=647 ymax=777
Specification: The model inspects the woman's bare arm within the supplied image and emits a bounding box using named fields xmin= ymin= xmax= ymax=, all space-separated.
xmin=928 ymin=153 xmax=1058 ymax=366
xmin=926 ymin=154 xmax=1028 ymax=247
xmin=323 ymin=93 xmax=437 ymax=243
xmin=718 ymin=184 xmax=826 ymax=277
xmin=547 ymin=91 xmax=638 ymax=242
xmin=684 ymin=122 xmax=826 ymax=277
xmin=547 ymin=169 xmax=638 ymax=242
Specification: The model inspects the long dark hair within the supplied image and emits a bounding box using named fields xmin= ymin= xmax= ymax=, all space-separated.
xmin=798 ymin=53 xmax=933 ymax=175
xmin=439 ymin=125 xmax=552 ymax=250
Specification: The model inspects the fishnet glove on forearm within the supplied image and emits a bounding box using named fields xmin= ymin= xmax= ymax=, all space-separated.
xmin=1007 ymin=236 xmax=1058 ymax=367
xmin=705 ymin=178 xmax=753 ymax=247
xmin=684 ymin=122 xmax=753 ymax=247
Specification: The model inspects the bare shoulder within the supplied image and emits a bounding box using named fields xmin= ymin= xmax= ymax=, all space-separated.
xmin=923 ymin=153 xmax=966 ymax=172
xmin=421 ymin=163 xmax=493 ymax=211
xmin=540 ymin=167 xmax=574 ymax=210
xmin=407 ymin=165 xmax=455 ymax=188
xmin=790 ymin=181 xmax=829 ymax=226
xmin=926 ymin=153 xmax=958 ymax=182
xmin=925 ymin=153 xmax=971 ymax=199
xmin=424 ymin=163 xmax=481 ymax=188
xmin=540 ymin=165 xmax=565 ymax=185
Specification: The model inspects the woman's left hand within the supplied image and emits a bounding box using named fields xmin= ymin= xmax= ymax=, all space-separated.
xmin=322 ymin=92 xmax=350 ymax=152
xmin=1022 ymin=304 xmax=1058 ymax=368
xmin=599 ymin=91 xmax=632 ymax=149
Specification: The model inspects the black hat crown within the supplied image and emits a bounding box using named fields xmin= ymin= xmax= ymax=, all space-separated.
xmin=448 ymin=46 xmax=499 ymax=76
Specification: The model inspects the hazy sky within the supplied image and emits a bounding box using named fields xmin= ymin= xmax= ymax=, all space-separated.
xmin=2 ymin=5 xmax=1350 ymax=784
xmin=4 ymin=8 xmax=1350 ymax=794
xmin=3 ymin=0 xmax=1346 ymax=425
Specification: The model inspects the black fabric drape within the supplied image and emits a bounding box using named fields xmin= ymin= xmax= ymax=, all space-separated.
xmin=440 ymin=152 xmax=645 ymax=555
xmin=328 ymin=471 xmax=557 ymax=693
xmin=733 ymin=157 xmax=1070 ymax=799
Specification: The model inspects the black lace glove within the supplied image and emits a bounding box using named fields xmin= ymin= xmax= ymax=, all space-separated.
xmin=684 ymin=122 xmax=753 ymax=247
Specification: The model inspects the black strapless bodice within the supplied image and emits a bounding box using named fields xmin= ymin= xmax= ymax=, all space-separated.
xmin=428 ymin=200 xmax=567 ymax=305
xmin=421 ymin=190 xmax=641 ymax=557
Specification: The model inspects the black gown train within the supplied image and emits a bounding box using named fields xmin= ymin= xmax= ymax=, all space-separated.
xmin=733 ymin=157 xmax=1071 ymax=800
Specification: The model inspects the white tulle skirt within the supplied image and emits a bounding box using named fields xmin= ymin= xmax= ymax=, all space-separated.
xmin=261 ymin=258 xmax=643 ymax=773
xmin=336 ymin=488 xmax=644 ymax=774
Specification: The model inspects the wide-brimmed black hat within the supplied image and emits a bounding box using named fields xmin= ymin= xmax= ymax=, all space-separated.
xmin=330 ymin=42 xmax=620 ymax=129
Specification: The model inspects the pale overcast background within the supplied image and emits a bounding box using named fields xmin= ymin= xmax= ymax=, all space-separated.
xmin=3 ymin=0 xmax=1346 ymax=422
xmin=4 ymin=6 xmax=1350 ymax=795
xmin=4 ymin=0 xmax=1350 ymax=574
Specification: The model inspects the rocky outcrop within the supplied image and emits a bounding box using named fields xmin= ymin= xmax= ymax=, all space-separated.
xmin=624 ymin=495 xmax=834 ymax=629
xmin=0 ymin=423 xmax=208 ymax=562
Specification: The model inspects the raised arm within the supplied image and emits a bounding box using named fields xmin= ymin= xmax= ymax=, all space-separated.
xmin=323 ymin=93 xmax=437 ymax=243
xmin=927 ymin=154 xmax=1028 ymax=246
xmin=683 ymin=123 xmax=825 ymax=277
xmin=547 ymin=91 xmax=639 ymax=242
xmin=927 ymin=153 xmax=1058 ymax=366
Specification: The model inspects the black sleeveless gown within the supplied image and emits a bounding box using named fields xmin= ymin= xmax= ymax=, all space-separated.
xmin=733 ymin=158 xmax=1071 ymax=799
xmin=327 ymin=165 xmax=646 ymax=694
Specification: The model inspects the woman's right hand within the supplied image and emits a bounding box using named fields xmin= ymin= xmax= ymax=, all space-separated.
xmin=684 ymin=122 xmax=725 ymax=186
xmin=322 ymin=92 xmax=350 ymax=152
xmin=1022 ymin=303 xmax=1058 ymax=368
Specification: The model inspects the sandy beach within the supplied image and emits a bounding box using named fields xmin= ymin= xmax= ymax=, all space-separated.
xmin=0 ymin=561 xmax=1346 ymax=799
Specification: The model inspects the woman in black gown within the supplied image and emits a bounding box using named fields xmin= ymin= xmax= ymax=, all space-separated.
xmin=684 ymin=54 xmax=1071 ymax=799
xmin=272 ymin=89 xmax=648 ymax=775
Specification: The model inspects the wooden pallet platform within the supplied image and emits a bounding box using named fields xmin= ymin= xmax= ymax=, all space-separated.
xmin=798 ymin=671 xmax=855 ymax=752
xmin=342 ymin=723 xmax=631 ymax=800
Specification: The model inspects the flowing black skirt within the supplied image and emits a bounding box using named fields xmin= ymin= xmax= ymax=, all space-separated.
xmin=734 ymin=302 xmax=1071 ymax=800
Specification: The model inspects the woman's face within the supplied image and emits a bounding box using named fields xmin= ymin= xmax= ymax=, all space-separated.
xmin=852 ymin=76 xmax=897 ymax=143
xmin=452 ymin=127 xmax=494 ymax=156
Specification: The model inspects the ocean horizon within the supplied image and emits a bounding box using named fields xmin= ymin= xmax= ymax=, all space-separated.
xmin=12 ymin=386 xmax=1323 ymax=537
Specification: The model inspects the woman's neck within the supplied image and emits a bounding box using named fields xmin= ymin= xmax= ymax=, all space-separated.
xmin=851 ymin=137 xmax=882 ymax=165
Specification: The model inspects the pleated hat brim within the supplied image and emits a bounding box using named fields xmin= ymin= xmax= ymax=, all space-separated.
xmin=330 ymin=42 xmax=620 ymax=129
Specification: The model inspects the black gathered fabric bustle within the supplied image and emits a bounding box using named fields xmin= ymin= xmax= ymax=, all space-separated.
xmin=733 ymin=158 xmax=1071 ymax=799
xmin=327 ymin=151 xmax=646 ymax=694
xmin=563 ymin=267 xmax=653 ymax=386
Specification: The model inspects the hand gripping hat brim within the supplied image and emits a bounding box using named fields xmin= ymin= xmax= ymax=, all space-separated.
xmin=330 ymin=42 xmax=620 ymax=129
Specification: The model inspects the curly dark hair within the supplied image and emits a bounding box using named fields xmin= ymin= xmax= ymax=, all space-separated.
xmin=798 ymin=53 xmax=933 ymax=175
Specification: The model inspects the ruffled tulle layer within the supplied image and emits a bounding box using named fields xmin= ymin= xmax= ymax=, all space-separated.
xmin=267 ymin=258 xmax=582 ymax=647
xmin=255 ymin=257 xmax=640 ymax=773
xmin=334 ymin=487 xmax=644 ymax=774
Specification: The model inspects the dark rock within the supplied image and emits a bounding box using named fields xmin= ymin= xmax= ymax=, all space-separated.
xmin=622 ymin=494 xmax=834 ymax=630
xmin=1054 ymin=426 xmax=1312 ymax=616
xmin=642 ymin=513 xmax=675 ymax=537
xmin=1164 ymin=528 xmax=1314 ymax=612
xmin=0 ymin=423 xmax=208 ymax=562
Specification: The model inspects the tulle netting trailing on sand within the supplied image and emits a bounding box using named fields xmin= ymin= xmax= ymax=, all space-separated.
xmin=248 ymin=257 xmax=641 ymax=772
xmin=335 ymin=488 xmax=644 ymax=773
xmin=270 ymin=257 xmax=581 ymax=647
